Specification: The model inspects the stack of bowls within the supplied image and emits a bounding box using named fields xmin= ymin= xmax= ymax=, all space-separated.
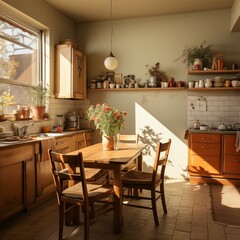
xmin=213 ymin=76 xmax=224 ymax=87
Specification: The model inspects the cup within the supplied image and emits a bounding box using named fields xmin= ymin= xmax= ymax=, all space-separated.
xmin=225 ymin=80 xmax=230 ymax=87
xmin=177 ymin=81 xmax=184 ymax=87
xmin=109 ymin=83 xmax=115 ymax=89
xmin=161 ymin=82 xmax=168 ymax=88
xmin=199 ymin=79 xmax=204 ymax=88
xmin=188 ymin=81 xmax=195 ymax=88
xmin=231 ymin=80 xmax=240 ymax=87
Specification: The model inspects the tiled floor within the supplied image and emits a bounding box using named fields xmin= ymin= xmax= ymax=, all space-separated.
xmin=1 ymin=180 xmax=240 ymax=240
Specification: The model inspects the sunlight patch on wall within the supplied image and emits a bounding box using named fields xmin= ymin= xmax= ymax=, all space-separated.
xmin=135 ymin=102 xmax=188 ymax=179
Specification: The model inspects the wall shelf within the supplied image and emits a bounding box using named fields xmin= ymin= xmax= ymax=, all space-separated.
xmin=188 ymin=87 xmax=240 ymax=91
xmin=188 ymin=70 xmax=240 ymax=75
xmin=88 ymin=87 xmax=186 ymax=91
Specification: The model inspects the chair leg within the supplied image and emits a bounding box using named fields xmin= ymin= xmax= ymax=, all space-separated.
xmin=84 ymin=204 xmax=90 ymax=240
xmin=151 ymin=190 xmax=159 ymax=226
xmin=59 ymin=203 xmax=64 ymax=240
xmin=160 ymin=183 xmax=167 ymax=214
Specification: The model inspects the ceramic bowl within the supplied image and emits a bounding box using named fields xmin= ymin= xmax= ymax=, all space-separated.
xmin=200 ymin=125 xmax=208 ymax=131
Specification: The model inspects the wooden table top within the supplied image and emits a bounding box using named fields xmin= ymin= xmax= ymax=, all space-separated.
xmin=68 ymin=142 xmax=147 ymax=164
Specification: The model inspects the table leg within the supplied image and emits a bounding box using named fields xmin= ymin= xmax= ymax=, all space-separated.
xmin=112 ymin=165 xmax=123 ymax=233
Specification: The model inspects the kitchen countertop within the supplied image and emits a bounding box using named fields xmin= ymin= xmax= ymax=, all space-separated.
xmin=0 ymin=129 xmax=93 ymax=148
xmin=188 ymin=128 xmax=239 ymax=134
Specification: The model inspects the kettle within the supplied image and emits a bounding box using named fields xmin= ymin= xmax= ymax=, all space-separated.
xmin=218 ymin=123 xmax=228 ymax=131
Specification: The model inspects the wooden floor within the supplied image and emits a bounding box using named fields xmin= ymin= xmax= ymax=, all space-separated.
xmin=1 ymin=180 xmax=240 ymax=240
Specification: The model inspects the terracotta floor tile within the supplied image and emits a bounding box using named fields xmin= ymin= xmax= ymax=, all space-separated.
xmin=1 ymin=180 xmax=240 ymax=240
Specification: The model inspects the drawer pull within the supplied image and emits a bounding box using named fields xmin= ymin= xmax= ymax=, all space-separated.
xmin=201 ymin=137 xmax=211 ymax=140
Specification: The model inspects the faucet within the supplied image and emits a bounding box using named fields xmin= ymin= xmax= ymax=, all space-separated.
xmin=12 ymin=122 xmax=34 ymax=137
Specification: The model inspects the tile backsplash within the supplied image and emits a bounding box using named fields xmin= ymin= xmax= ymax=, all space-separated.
xmin=0 ymin=98 xmax=91 ymax=134
xmin=188 ymin=95 xmax=240 ymax=128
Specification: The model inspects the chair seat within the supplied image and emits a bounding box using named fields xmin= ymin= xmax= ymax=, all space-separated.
xmin=62 ymin=182 xmax=113 ymax=200
xmin=85 ymin=168 xmax=109 ymax=182
xmin=122 ymin=162 xmax=136 ymax=172
xmin=122 ymin=170 xmax=161 ymax=185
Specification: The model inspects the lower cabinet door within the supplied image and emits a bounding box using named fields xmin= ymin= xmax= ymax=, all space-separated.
xmin=224 ymin=156 xmax=240 ymax=175
xmin=189 ymin=155 xmax=221 ymax=175
xmin=0 ymin=162 xmax=24 ymax=222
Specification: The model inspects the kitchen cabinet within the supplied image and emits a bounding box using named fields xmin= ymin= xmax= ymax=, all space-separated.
xmin=0 ymin=142 xmax=37 ymax=223
xmin=55 ymin=43 xmax=87 ymax=99
xmin=188 ymin=133 xmax=221 ymax=176
xmin=0 ymin=131 xmax=93 ymax=223
xmin=36 ymin=131 xmax=92 ymax=202
xmin=223 ymin=134 xmax=240 ymax=176
xmin=188 ymin=131 xmax=240 ymax=185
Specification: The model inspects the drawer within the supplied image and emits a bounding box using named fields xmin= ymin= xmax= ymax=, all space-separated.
xmin=190 ymin=133 xmax=220 ymax=143
xmin=189 ymin=155 xmax=221 ymax=174
xmin=190 ymin=143 xmax=220 ymax=157
xmin=223 ymin=156 xmax=240 ymax=175
xmin=55 ymin=138 xmax=69 ymax=151
xmin=223 ymin=135 xmax=240 ymax=156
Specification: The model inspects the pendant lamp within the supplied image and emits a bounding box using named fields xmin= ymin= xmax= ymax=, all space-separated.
xmin=104 ymin=0 xmax=118 ymax=70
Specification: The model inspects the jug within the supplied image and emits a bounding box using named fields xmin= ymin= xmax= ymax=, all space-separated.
xmin=204 ymin=79 xmax=212 ymax=88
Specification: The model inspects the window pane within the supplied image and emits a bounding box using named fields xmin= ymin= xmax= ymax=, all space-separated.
xmin=0 ymin=17 xmax=39 ymax=86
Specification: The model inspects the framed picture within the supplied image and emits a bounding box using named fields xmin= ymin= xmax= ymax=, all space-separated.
xmin=106 ymin=71 xmax=114 ymax=82
xmin=114 ymin=73 xmax=123 ymax=85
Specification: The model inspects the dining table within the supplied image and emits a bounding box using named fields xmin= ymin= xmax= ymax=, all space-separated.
xmin=67 ymin=142 xmax=147 ymax=233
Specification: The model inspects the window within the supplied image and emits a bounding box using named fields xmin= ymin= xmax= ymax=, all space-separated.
xmin=0 ymin=13 xmax=45 ymax=116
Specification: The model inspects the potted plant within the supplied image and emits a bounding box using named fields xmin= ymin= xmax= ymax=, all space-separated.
xmin=87 ymin=103 xmax=127 ymax=150
xmin=0 ymin=90 xmax=15 ymax=120
xmin=145 ymin=62 xmax=168 ymax=87
xmin=174 ymin=40 xmax=212 ymax=69
xmin=30 ymin=83 xmax=49 ymax=120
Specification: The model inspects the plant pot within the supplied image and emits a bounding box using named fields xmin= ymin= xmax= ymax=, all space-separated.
xmin=149 ymin=76 xmax=158 ymax=87
xmin=102 ymin=135 xmax=114 ymax=151
xmin=31 ymin=106 xmax=46 ymax=120
xmin=193 ymin=58 xmax=203 ymax=70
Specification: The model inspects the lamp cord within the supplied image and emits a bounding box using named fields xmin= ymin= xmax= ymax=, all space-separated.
xmin=110 ymin=0 xmax=113 ymax=54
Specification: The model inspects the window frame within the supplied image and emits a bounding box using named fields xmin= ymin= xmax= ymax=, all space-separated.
xmin=0 ymin=3 xmax=49 ymax=117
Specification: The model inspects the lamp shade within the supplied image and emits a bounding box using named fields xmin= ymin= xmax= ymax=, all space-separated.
xmin=104 ymin=52 xmax=118 ymax=70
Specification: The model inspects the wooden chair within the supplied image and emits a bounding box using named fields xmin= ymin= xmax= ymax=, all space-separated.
xmin=83 ymin=132 xmax=109 ymax=184
xmin=119 ymin=134 xmax=139 ymax=172
xmin=48 ymin=149 xmax=113 ymax=240
xmin=122 ymin=139 xmax=171 ymax=225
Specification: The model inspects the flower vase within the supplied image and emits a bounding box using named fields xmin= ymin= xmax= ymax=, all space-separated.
xmin=102 ymin=135 xmax=115 ymax=151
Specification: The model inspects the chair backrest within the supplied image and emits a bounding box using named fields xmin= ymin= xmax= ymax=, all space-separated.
xmin=83 ymin=132 xmax=90 ymax=147
xmin=48 ymin=149 xmax=88 ymax=204
xmin=83 ymin=132 xmax=88 ymax=147
xmin=119 ymin=134 xmax=139 ymax=143
xmin=152 ymin=139 xmax=171 ymax=183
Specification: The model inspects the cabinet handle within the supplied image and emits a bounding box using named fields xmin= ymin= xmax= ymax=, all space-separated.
xmin=201 ymin=137 xmax=211 ymax=140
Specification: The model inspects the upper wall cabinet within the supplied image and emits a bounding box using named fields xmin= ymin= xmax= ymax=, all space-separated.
xmin=55 ymin=42 xmax=87 ymax=99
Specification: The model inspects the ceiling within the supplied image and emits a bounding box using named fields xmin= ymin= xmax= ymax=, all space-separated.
xmin=42 ymin=0 xmax=235 ymax=24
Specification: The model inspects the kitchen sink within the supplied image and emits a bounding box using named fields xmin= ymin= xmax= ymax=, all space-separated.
xmin=30 ymin=130 xmax=90 ymax=139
